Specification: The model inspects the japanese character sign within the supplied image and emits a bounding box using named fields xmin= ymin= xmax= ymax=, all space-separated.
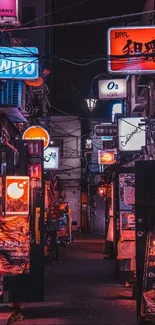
xmin=108 ymin=27 xmax=155 ymax=74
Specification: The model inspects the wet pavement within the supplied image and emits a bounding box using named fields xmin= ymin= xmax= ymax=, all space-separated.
xmin=13 ymin=232 xmax=137 ymax=325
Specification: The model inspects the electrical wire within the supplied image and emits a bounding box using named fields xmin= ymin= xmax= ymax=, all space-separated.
xmin=21 ymin=0 xmax=93 ymax=27
xmin=57 ymin=166 xmax=81 ymax=172
xmin=3 ymin=9 xmax=155 ymax=32
xmin=60 ymin=133 xmax=90 ymax=165
xmin=58 ymin=58 xmax=102 ymax=66
xmin=51 ymin=104 xmax=96 ymax=121
xmin=51 ymin=120 xmax=81 ymax=137
xmin=0 ymin=52 xmax=154 ymax=69
xmin=6 ymin=31 xmax=39 ymax=57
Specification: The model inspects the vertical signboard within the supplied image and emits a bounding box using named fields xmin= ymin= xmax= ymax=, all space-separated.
xmin=119 ymin=174 xmax=135 ymax=241
xmin=26 ymin=140 xmax=43 ymax=188
xmin=5 ymin=176 xmax=29 ymax=215
xmin=0 ymin=140 xmax=44 ymax=303
xmin=1 ymin=176 xmax=30 ymax=275
xmin=118 ymin=174 xmax=135 ymax=264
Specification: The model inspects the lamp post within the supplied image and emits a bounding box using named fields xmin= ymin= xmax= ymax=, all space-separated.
xmin=85 ymin=73 xmax=111 ymax=112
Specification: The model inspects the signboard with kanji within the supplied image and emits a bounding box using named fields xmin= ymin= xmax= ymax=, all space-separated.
xmin=94 ymin=124 xmax=117 ymax=137
xmin=108 ymin=27 xmax=155 ymax=74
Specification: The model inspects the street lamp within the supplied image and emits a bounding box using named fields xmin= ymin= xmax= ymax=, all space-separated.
xmin=85 ymin=73 xmax=111 ymax=112
xmin=85 ymin=91 xmax=97 ymax=112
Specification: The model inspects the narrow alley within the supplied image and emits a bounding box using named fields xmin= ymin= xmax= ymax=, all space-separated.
xmin=13 ymin=232 xmax=137 ymax=325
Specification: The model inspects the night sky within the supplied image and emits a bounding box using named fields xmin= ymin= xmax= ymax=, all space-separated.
xmin=51 ymin=0 xmax=146 ymax=117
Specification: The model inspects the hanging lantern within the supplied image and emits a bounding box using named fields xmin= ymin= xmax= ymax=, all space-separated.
xmin=85 ymin=91 xmax=97 ymax=112
xmin=98 ymin=184 xmax=112 ymax=198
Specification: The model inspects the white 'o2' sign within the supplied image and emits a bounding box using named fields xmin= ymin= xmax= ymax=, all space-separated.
xmin=98 ymin=79 xmax=127 ymax=99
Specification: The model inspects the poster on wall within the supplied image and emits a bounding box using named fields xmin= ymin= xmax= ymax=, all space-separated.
xmin=119 ymin=174 xmax=135 ymax=210
xmin=120 ymin=211 xmax=136 ymax=240
xmin=121 ymin=211 xmax=135 ymax=230
xmin=5 ymin=176 xmax=29 ymax=215
xmin=118 ymin=241 xmax=135 ymax=259
xmin=0 ymin=215 xmax=30 ymax=275
xmin=124 ymin=186 xmax=135 ymax=205
xmin=121 ymin=230 xmax=135 ymax=241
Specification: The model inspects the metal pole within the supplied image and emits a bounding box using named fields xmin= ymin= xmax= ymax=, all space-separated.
xmin=88 ymin=173 xmax=91 ymax=232
xmin=130 ymin=75 xmax=136 ymax=113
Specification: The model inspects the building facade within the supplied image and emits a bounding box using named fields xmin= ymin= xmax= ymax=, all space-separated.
xmin=50 ymin=116 xmax=81 ymax=230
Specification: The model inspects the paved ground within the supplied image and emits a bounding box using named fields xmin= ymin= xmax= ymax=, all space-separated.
xmin=13 ymin=232 xmax=137 ymax=325
xmin=0 ymin=304 xmax=13 ymax=325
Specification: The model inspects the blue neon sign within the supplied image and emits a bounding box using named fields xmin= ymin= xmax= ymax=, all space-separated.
xmin=101 ymin=136 xmax=113 ymax=141
xmin=0 ymin=47 xmax=38 ymax=80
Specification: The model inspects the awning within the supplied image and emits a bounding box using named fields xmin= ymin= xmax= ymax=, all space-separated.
xmin=0 ymin=106 xmax=28 ymax=123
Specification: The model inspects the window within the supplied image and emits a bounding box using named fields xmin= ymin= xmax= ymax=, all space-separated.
xmin=22 ymin=7 xmax=36 ymax=26
xmin=0 ymin=80 xmax=23 ymax=107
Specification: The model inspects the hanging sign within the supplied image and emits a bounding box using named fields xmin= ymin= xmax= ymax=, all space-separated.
xmin=94 ymin=124 xmax=118 ymax=137
xmin=0 ymin=0 xmax=19 ymax=25
xmin=108 ymin=26 xmax=155 ymax=74
xmin=0 ymin=47 xmax=38 ymax=79
xmin=23 ymin=126 xmax=49 ymax=150
xmin=44 ymin=147 xmax=59 ymax=170
xmin=118 ymin=117 xmax=146 ymax=151
xmin=5 ymin=176 xmax=29 ymax=215
xmin=98 ymin=149 xmax=117 ymax=165
xmin=98 ymin=79 xmax=127 ymax=99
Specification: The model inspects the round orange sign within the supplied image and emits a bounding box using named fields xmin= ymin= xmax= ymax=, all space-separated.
xmin=23 ymin=126 xmax=50 ymax=149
